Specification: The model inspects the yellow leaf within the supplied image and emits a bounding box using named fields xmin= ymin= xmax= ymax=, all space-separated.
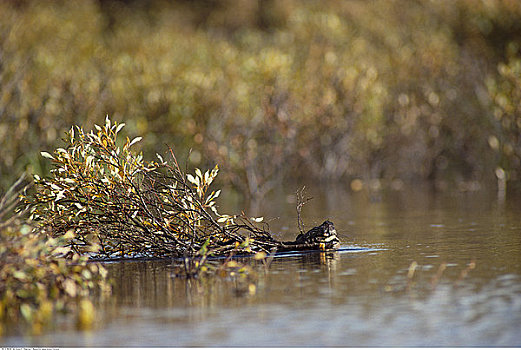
xmin=63 ymin=230 xmax=75 ymax=240
xmin=63 ymin=279 xmax=77 ymax=297
xmin=254 ymin=251 xmax=267 ymax=260
xmin=248 ymin=284 xmax=256 ymax=295
xmin=13 ymin=271 xmax=27 ymax=281
xmin=52 ymin=246 xmax=71 ymax=256
xmin=77 ymin=299 xmax=95 ymax=330
xmin=226 ymin=260 xmax=239 ymax=268
xmin=20 ymin=304 xmax=33 ymax=322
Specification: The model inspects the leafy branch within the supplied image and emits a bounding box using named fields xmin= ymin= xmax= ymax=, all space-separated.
xmin=25 ymin=117 xmax=270 ymax=264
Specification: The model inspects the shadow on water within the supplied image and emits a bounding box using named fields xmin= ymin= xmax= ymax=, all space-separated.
xmin=3 ymin=186 xmax=521 ymax=346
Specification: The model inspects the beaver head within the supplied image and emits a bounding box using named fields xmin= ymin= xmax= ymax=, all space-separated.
xmin=295 ymin=220 xmax=340 ymax=249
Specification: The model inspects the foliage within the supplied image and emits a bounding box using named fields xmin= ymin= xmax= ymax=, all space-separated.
xmin=0 ymin=178 xmax=110 ymax=336
xmin=26 ymin=117 xmax=273 ymax=263
xmin=486 ymin=55 xmax=521 ymax=182
xmin=1 ymin=0 xmax=521 ymax=195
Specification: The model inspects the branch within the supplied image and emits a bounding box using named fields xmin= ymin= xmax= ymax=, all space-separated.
xmin=295 ymin=186 xmax=312 ymax=234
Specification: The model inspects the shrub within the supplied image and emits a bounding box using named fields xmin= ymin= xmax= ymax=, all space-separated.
xmin=487 ymin=54 xmax=521 ymax=183
xmin=25 ymin=117 xmax=271 ymax=262
xmin=0 ymin=176 xmax=110 ymax=335
xmin=1 ymin=0 xmax=521 ymax=195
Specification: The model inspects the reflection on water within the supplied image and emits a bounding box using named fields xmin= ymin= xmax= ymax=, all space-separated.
xmin=3 ymin=186 xmax=521 ymax=346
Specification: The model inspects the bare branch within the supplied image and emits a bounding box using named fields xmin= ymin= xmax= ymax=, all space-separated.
xmin=295 ymin=186 xmax=312 ymax=234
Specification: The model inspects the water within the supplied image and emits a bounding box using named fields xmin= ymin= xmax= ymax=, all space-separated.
xmin=3 ymin=186 xmax=521 ymax=346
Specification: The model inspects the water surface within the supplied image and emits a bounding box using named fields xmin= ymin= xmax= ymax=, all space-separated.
xmin=4 ymin=186 xmax=521 ymax=346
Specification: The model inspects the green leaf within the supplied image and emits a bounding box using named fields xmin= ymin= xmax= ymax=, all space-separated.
xmin=13 ymin=270 xmax=27 ymax=281
xmin=20 ymin=304 xmax=33 ymax=321
xmin=16 ymin=289 xmax=32 ymax=299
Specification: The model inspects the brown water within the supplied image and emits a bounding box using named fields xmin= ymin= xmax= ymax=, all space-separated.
xmin=4 ymin=186 xmax=521 ymax=346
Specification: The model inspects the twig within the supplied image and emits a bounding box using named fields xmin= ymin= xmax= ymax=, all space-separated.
xmin=295 ymin=186 xmax=312 ymax=234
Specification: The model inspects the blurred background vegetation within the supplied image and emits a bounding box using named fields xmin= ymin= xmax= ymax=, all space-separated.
xmin=1 ymin=0 xmax=521 ymax=198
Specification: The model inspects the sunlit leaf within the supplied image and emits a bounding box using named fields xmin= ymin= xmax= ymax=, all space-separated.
xmin=115 ymin=123 xmax=125 ymax=134
xmin=63 ymin=279 xmax=77 ymax=297
xmin=41 ymin=152 xmax=54 ymax=160
xmin=128 ymin=136 xmax=142 ymax=148
xmin=52 ymin=246 xmax=71 ymax=256
xmin=187 ymin=174 xmax=197 ymax=185
xmin=63 ymin=230 xmax=75 ymax=240
xmin=55 ymin=190 xmax=65 ymax=202
xmin=156 ymin=153 xmax=164 ymax=163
